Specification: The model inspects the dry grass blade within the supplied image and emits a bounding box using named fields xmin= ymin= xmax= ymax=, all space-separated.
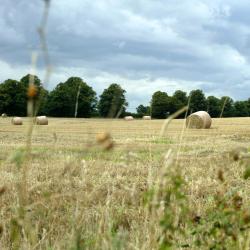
xmin=160 ymin=106 xmax=188 ymax=136
xmin=220 ymin=96 xmax=228 ymax=118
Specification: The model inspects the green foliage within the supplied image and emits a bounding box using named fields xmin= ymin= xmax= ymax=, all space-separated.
xmin=37 ymin=88 xmax=49 ymax=115
xmin=47 ymin=77 xmax=97 ymax=117
xmin=0 ymin=79 xmax=22 ymax=116
xmin=244 ymin=166 xmax=250 ymax=179
xmin=1 ymin=74 xmax=250 ymax=119
xmin=172 ymin=90 xmax=188 ymax=118
xmin=246 ymin=98 xmax=250 ymax=115
xmin=136 ymin=104 xmax=150 ymax=117
xmin=151 ymin=137 xmax=173 ymax=144
xmin=192 ymin=190 xmax=250 ymax=249
xmin=158 ymin=172 xmax=190 ymax=249
xmin=234 ymin=101 xmax=249 ymax=117
xmin=149 ymin=160 xmax=250 ymax=249
xmin=189 ymin=89 xmax=207 ymax=113
xmin=20 ymin=74 xmax=47 ymax=116
xmin=151 ymin=91 xmax=171 ymax=119
xmin=98 ymin=83 xmax=128 ymax=118
xmin=207 ymin=96 xmax=221 ymax=117
xmin=9 ymin=149 xmax=26 ymax=169
xmin=124 ymin=111 xmax=140 ymax=118
xmin=0 ymin=74 xmax=47 ymax=116
xmin=220 ymin=96 xmax=235 ymax=117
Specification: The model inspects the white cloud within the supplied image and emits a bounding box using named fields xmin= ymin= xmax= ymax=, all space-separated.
xmin=1 ymin=0 xmax=250 ymax=111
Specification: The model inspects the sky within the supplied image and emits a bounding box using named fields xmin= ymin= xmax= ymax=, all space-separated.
xmin=1 ymin=0 xmax=250 ymax=111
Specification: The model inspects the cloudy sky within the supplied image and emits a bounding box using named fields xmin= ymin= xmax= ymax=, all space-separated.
xmin=1 ymin=0 xmax=250 ymax=111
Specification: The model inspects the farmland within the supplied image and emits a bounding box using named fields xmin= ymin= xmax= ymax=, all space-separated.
xmin=0 ymin=117 xmax=250 ymax=249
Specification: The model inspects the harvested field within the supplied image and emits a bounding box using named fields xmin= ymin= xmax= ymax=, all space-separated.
xmin=0 ymin=117 xmax=249 ymax=249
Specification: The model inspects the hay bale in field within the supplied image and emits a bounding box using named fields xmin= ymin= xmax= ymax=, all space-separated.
xmin=35 ymin=116 xmax=48 ymax=125
xmin=186 ymin=111 xmax=212 ymax=129
xmin=1 ymin=113 xmax=7 ymax=118
xmin=124 ymin=116 xmax=134 ymax=121
xmin=12 ymin=117 xmax=23 ymax=125
xmin=143 ymin=116 xmax=151 ymax=120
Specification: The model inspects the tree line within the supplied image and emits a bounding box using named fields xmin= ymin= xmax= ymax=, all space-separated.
xmin=0 ymin=74 xmax=250 ymax=118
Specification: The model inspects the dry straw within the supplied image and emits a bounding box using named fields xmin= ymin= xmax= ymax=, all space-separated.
xmin=186 ymin=111 xmax=212 ymax=129
xmin=143 ymin=116 xmax=151 ymax=120
xmin=124 ymin=116 xmax=134 ymax=121
xmin=35 ymin=116 xmax=48 ymax=125
xmin=12 ymin=117 xmax=23 ymax=125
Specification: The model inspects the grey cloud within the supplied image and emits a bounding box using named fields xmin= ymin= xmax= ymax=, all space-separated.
xmin=1 ymin=0 xmax=250 ymax=111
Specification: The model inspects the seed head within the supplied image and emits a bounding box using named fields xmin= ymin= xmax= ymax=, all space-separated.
xmin=96 ymin=132 xmax=111 ymax=144
xmin=217 ymin=169 xmax=224 ymax=182
xmin=103 ymin=140 xmax=114 ymax=151
xmin=243 ymin=211 xmax=250 ymax=224
xmin=0 ymin=186 xmax=6 ymax=196
xmin=192 ymin=215 xmax=201 ymax=224
xmin=27 ymin=84 xmax=38 ymax=98
xmin=233 ymin=195 xmax=243 ymax=210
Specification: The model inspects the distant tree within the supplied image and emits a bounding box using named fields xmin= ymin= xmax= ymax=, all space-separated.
xmin=172 ymin=90 xmax=188 ymax=108
xmin=189 ymin=89 xmax=207 ymax=113
xmin=234 ymin=101 xmax=249 ymax=117
xmin=20 ymin=74 xmax=49 ymax=116
xmin=207 ymin=96 xmax=221 ymax=118
xmin=20 ymin=74 xmax=42 ymax=87
xmin=172 ymin=90 xmax=188 ymax=118
xmin=151 ymin=91 xmax=171 ymax=119
xmin=38 ymin=89 xmax=49 ymax=115
xmin=124 ymin=111 xmax=140 ymax=118
xmin=0 ymin=79 xmax=22 ymax=116
xmin=220 ymin=96 xmax=235 ymax=117
xmin=98 ymin=84 xmax=128 ymax=118
xmin=0 ymin=74 xmax=47 ymax=116
xmin=246 ymin=98 xmax=250 ymax=115
xmin=47 ymin=77 xmax=97 ymax=117
xmin=136 ymin=104 xmax=150 ymax=117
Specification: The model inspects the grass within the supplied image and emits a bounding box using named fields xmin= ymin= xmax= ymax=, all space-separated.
xmin=0 ymin=117 xmax=249 ymax=249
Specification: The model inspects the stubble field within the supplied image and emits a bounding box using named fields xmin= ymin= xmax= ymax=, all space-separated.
xmin=0 ymin=117 xmax=249 ymax=249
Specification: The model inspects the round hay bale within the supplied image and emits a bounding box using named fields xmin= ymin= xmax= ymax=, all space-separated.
xmin=12 ymin=117 xmax=23 ymax=125
xmin=143 ymin=116 xmax=151 ymax=120
xmin=124 ymin=116 xmax=134 ymax=121
xmin=1 ymin=113 xmax=7 ymax=118
xmin=36 ymin=116 xmax=48 ymax=125
xmin=186 ymin=111 xmax=212 ymax=129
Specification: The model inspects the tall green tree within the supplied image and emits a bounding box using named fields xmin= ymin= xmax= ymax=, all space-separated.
xmin=151 ymin=91 xmax=171 ymax=119
xmin=220 ymin=96 xmax=235 ymax=117
xmin=47 ymin=77 xmax=97 ymax=117
xmin=37 ymin=88 xmax=49 ymax=115
xmin=234 ymin=101 xmax=249 ymax=117
xmin=20 ymin=74 xmax=42 ymax=87
xmin=98 ymin=84 xmax=127 ymax=118
xmin=207 ymin=96 xmax=221 ymax=118
xmin=172 ymin=90 xmax=188 ymax=118
xmin=246 ymin=98 xmax=250 ymax=115
xmin=0 ymin=74 xmax=47 ymax=116
xmin=189 ymin=89 xmax=207 ymax=113
xmin=20 ymin=74 xmax=48 ymax=116
xmin=0 ymin=79 xmax=23 ymax=116
xmin=136 ymin=105 xmax=150 ymax=117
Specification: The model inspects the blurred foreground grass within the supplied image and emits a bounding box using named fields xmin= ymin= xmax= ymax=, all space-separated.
xmin=0 ymin=118 xmax=249 ymax=249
